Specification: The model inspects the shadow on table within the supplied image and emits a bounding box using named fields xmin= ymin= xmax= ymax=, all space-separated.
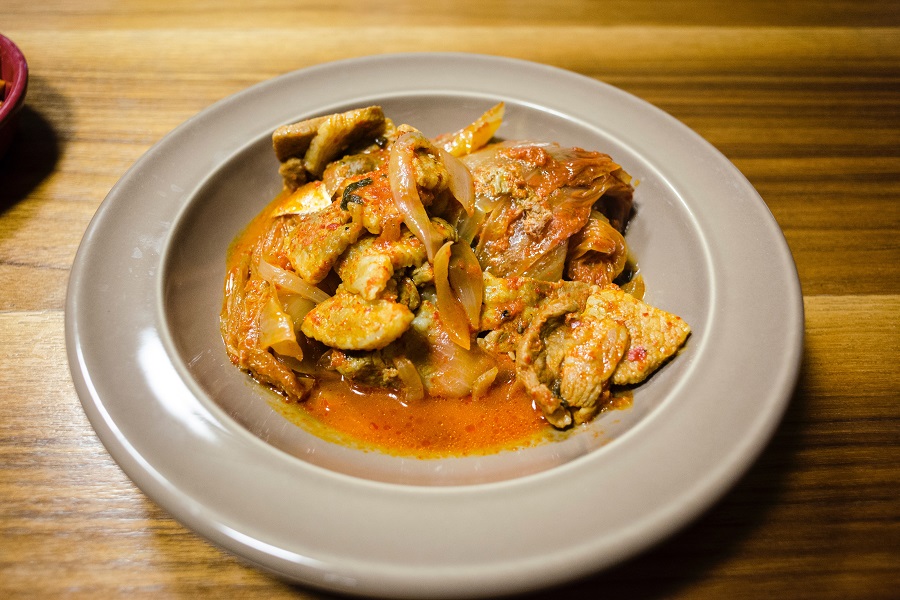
xmin=0 ymin=76 xmax=64 ymax=210
xmin=269 ymin=351 xmax=812 ymax=600
xmin=514 ymin=348 xmax=812 ymax=599
xmin=137 ymin=342 xmax=812 ymax=600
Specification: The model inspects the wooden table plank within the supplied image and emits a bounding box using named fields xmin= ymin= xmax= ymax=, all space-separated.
xmin=1 ymin=1 xmax=898 ymax=597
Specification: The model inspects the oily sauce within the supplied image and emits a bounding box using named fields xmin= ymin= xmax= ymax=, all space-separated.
xmin=294 ymin=371 xmax=550 ymax=457
xmin=227 ymin=189 xmax=630 ymax=457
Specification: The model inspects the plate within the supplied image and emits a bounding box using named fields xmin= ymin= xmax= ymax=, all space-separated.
xmin=66 ymin=53 xmax=803 ymax=598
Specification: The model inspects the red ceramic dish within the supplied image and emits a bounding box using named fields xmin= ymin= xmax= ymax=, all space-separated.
xmin=0 ymin=33 xmax=28 ymax=159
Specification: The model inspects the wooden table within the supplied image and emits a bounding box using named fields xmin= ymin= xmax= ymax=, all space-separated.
xmin=1 ymin=1 xmax=898 ymax=598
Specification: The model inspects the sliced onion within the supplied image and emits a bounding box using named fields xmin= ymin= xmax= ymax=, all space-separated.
xmin=439 ymin=148 xmax=475 ymax=215
xmin=521 ymin=241 xmax=568 ymax=281
xmin=436 ymin=102 xmax=505 ymax=157
xmin=408 ymin=303 xmax=498 ymax=399
xmin=621 ymin=273 xmax=646 ymax=300
xmin=455 ymin=205 xmax=485 ymax=245
xmin=433 ymin=241 xmax=471 ymax=349
xmin=280 ymin=293 xmax=317 ymax=329
xmin=393 ymin=356 xmax=425 ymax=403
xmin=448 ymin=241 xmax=484 ymax=329
xmin=257 ymin=258 xmax=330 ymax=304
xmin=389 ymin=131 xmax=440 ymax=261
xmin=471 ymin=366 xmax=499 ymax=401
xmin=258 ymin=294 xmax=304 ymax=360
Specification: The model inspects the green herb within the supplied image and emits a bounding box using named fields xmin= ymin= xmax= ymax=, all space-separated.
xmin=340 ymin=177 xmax=373 ymax=210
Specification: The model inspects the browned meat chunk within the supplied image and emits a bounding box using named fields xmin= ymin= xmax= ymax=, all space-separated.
xmin=515 ymin=295 xmax=629 ymax=428
xmin=583 ymin=287 xmax=691 ymax=385
xmin=301 ymin=292 xmax=414 ymax=351
xmin=304 ymin=106 xmax=387 ymax=177
xmin=273 ymin=116 xmax=327 ymax=162
xmin=320 ymin=348 xmax=401 ymax=387
xmin=335 ymin=230 xmax=428 ymax=300
xmin=287 ymin=202 xmax=363 ymax=284
xmin=273 ymin=106 xmax=387 ymax=189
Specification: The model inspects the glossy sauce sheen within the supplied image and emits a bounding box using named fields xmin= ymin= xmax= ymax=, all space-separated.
xmin=228 ymin=191 xmax=553 ymax=456
xmin=298 ymin=373 xmax=549 ymax=457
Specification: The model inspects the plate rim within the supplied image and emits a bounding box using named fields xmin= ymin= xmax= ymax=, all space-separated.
xmin=65 ymin=52 xmax=804 ymax=598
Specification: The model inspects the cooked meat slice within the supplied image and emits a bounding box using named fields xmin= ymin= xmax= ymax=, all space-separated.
xmin=319 ymin=349 xmax=401 ymax=387
xmin=304 ymin=106 xmax=386 ymax=177
xmin=515 ymin=296 xmax=629 ymax=428
xmin=583 ymin=287 xmax=691 ymax=385
xmin=412 ymin=150 xmax=451 ymax=199
xmin=557 ymin=315 xmax=629 ymax=423
xmin=336 ymin=230 xmax=428 ymax=300
xmin=301 ymin=292 xmax=414 ymax=351
xmin=278 ymin=157 xmax=309 ymax=191
xmin=409 ymin=261 xmax=434 ymax=286
xmin=323 ymin=150 xmax=387 ymax=196
xmin=329 ymin=167 xmax=402 ymax=236
xmin=396 ymin=276 xmax=421 ymax=310
xmin=478 ymin=273 xmax=591 ymax=353
xmin=273 ymin=116 xmax=327 ymax=162
xmin=514 ymin=297 xmax=581 ymax=428
xmin=287 ymin=202 xmax=363 ymax=284
xmin=273 ymin=107 xmax=387 ymax=190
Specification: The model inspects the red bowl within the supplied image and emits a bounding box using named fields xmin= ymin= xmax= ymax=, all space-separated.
xmin=0 ymin=33 xmax=28 ymax=159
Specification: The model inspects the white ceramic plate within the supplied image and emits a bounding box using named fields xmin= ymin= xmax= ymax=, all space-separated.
xmin=66 ymin=53 xmax=803 ymax=598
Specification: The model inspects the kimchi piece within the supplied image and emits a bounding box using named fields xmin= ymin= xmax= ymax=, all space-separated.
xmin=220 ymin=103 xmax=690 ymax=438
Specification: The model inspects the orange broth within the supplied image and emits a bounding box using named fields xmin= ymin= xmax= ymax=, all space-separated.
xmin=227 ymin=189 xmax=555 ymax=456
xmin=293 ymin=370 xmax=550 ymax=457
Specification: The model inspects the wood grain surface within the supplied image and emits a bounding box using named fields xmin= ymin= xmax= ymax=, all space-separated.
xmin=1 ymin=1 xmax=898 ymax=598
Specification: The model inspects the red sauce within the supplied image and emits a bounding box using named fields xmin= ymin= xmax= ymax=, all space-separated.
xmin=228 ymin=190 xmax=553 ymax=456
xmin=228 ymin=188 xmax=635 ymax=457
xmin=294 ymin=374 xmax=549 ymax=457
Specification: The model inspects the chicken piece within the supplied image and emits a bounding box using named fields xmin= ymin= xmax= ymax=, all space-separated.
xmin=515 ymin=296 xmax=628 ymax=428
xmin=304 ymin=106 xmax=386 ymax=177
xmin=478 ymin=272 xmax=591 ymax=353
xmin=220 ymin=272 xmax=313 ymax=401
xmin=287 ymin=202 xmax=363 ymax=284
xmin=301 ymin=292 xmax=414 ymax=351
xmin=273 ymin=115 xmax=327 ymax=162
xmin=583 ymin=287 xmax=691 ymax=385
xmin=335 ymin=230 xmax=428 ymax=300
xmin=319 ymin=349 xmax=401 ymax=387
